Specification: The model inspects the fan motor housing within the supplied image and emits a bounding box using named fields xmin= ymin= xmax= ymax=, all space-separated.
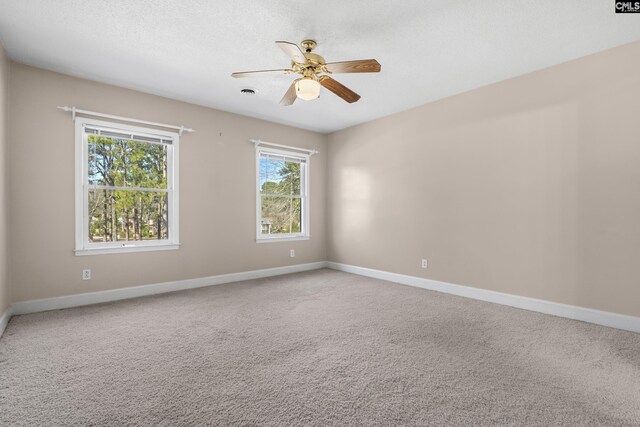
xmin=303 ymin=52 xmax=325 ymax=66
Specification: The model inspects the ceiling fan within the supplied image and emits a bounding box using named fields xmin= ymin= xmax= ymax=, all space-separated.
xmin=231 ymin=40 xmax=381 ymax=105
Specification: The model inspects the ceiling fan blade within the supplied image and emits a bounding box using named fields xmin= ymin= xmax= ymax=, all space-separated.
xmin=231 ymin=69 xmax=291 ymax=78
xmin=324 ymin=59 xmax=381 ymax=74
xmin=275 ymin=41 xmax=307 ymax=64
xmin=319 ymin=76 xmax=361 ymax=103
xmin=280 ymin=81 xmax=297 ymax=106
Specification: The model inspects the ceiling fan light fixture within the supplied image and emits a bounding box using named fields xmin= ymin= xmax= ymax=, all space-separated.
xmin=295 ymin=77 xmax=320 ymax=101
xmin=232 ymin=40 xmax=380 ymax=106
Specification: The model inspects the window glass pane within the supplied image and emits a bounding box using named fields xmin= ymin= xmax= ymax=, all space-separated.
xmin=88 ymin=135 xmax=168 ymax=189
xmin=267 ymin=156 xmax=285 ymax=191
xmin=259 ymin=155 xmax=268 ymax=194
xmin=259 ymin=155 xmax=301 ymax=196
xmin=88 ymin=188 xmax=169 ymax=242
xmin=88 ymin=136 xmax=116 ymax=187
xmin=261 ymin=196 xmax=302 ymax=235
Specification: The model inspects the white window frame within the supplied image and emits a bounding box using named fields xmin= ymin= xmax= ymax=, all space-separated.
xmin=256 ymin=146 xmax=310 ymax=242
xmin=74 ymin=117 xmax=180 ymax=256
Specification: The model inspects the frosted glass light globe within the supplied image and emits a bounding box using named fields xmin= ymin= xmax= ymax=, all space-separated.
xmin=295 ymin=78 xmax=321 ymax=100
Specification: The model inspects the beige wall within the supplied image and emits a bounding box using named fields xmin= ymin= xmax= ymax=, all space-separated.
xmin=328 ymin=41 xmax=640 ymax=318
xmin=8 ymin=64 xmax=327 ymax=302
xmin=0 ymin=43 xmax=8 ymax=313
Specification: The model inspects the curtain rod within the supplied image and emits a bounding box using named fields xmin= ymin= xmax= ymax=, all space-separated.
xmin=250 ymin=139 xmax=319 ymax=155
xmin=57 ymin=106 xmax=195 ymax=136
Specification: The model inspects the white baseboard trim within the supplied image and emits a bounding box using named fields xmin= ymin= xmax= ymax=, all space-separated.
xmin=0 ymin=306 xmax=12 ymax=339
xmin=4 ymin=261 xmax=638 ymax=337
xmin=9 ymin=261 xmax=328 ymax=317
xmin=327 ymin=262 xmax=640 ymax=334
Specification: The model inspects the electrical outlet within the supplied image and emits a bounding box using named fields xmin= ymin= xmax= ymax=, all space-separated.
xmin=421 ymin=259 xmax=428 ymax=269
xmin=82 ymin=269 xmax=91 ymax=280
xmin=290 ymin=249 xmax=295 ymax=258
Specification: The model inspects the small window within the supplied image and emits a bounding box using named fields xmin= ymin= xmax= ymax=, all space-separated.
xmin=75 ymin=117 xmax=179 ymax=255
xmin=256 ymin=147 xmax=309 ymax=242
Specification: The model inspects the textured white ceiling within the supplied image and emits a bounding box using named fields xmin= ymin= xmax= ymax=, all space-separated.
xmin=0 ymin=0 xmax=639 ymax=133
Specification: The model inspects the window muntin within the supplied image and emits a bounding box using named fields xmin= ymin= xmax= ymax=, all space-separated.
xmin=75 ymin=118 xmax=179 ymax=255
xmin=257 ymin=148 xmax=309 ymax=241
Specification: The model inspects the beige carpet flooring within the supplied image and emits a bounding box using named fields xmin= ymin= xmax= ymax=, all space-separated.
xmin=0 ymin=269 xmax=639 ymax=426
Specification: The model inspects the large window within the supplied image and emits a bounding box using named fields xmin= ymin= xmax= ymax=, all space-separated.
xmin=256 ymin=147 xmax=309 ymax=241
xmin=75 ymin=117 xmax=179 ymax=255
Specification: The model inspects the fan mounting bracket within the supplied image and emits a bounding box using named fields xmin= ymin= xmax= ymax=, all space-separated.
xmin=301 ymin=39 xmax=317 ymax=52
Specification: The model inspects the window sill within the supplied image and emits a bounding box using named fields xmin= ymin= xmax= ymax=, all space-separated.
xmin=75 ymin=244 xmax=181 ymax=256
xmin=256 ymin=236 xmax=310 ymax=244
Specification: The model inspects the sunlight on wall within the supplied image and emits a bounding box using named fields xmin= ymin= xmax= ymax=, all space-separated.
xmin=338 ymin=168 xmax=372 ymax=233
